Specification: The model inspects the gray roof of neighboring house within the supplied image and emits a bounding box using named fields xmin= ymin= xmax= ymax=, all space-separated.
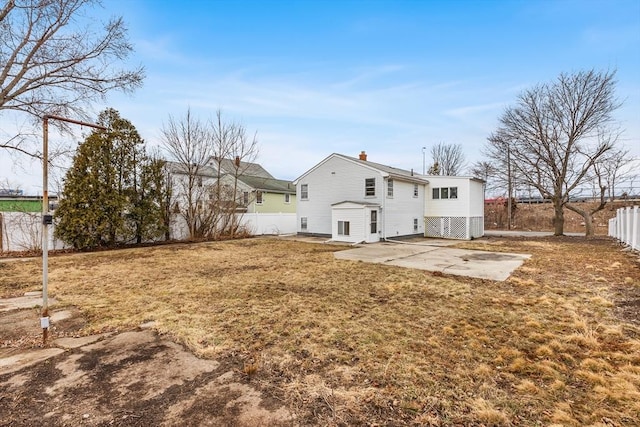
xmin=237 ymin=176 xmax=296 ymax=194
xmin=211 ymin=157 xmax=274 ymax=179
xmin=165 ymin=161 xmax=219 ymax=178
xmin=333 ymin=153 xmax=429 ymax=184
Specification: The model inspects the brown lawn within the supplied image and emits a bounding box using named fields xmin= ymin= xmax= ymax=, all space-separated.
xmin=1 ymin=236 xmax=639 ymax=425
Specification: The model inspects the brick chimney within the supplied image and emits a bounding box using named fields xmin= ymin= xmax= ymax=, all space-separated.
xmin=358 ymin=151 xmax=367 ymax=161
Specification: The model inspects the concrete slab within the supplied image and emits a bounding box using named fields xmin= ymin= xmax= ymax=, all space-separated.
xmin=334 ymin=243 xmax=530 ymax=281
xmin=54 ymin=333 xmax=111 ymax=349
xmin=0 ymin=294 xmax=56 ymax=312
xmin=0 ymin=348 xmax=65 ymax=375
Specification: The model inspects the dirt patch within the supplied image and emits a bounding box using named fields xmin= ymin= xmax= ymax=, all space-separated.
xmin=0 ymin=309 xmax=294 ymax=427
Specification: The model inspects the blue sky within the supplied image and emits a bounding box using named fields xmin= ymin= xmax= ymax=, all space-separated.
xmin=2 ymin=0 xmax=639 ymax=194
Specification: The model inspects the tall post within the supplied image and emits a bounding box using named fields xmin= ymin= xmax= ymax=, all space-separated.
xmin=40 ymin=114 xmax=106 ymax=344
xmin=422 ymin=146 xmax=426 ymax=175
xmin=41 ymin=116 xmax=50 ymax=342
xmin=507 ymin=145 xmax=512 ymax=230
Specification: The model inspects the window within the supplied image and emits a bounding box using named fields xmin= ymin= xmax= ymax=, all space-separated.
xmin=284 ymin=193 xmax=291 ymax=203
xmin=432 ymin=187 xmax=458 ymax=199
xmin=338 ymin=220 xmax=350 ymax=236
xmin=365 ymin=178 xmax=376 ymax=196
xmin=413 ymin=218 xmax=419 ymax=232
xmin=301 ymin=217 xmax=307 ymax=230
xmin=370 ymin=210 xmax=377 ymax=233
xmin=243 ymin=191 xmax=249 ymax=205
xmin=387 ymin=179 xmax=394 ymax=197
xmin=414 ymin=184 xmax=419 ymax=197
xmin=301 ymin=184 xmax=308 ymax=200
xmin=256 ymin=191 xmax=263 ymax=204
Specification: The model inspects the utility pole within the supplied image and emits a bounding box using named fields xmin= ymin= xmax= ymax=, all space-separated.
xmin=41 ymin=115 xmax=106 ymax=344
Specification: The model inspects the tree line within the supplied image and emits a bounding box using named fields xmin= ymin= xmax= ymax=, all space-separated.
xmin=53 ymin=108 xmax=259 ymax=249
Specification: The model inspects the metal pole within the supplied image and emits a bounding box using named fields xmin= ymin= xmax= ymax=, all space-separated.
xmin=41 ymin=117 xmax=50 ymax=343
xmin=422 ymin=146 xmax=426 ymax=175
xmin=40 ymin=115 xmax=106 ymax=344
xmin=507 ymin=146 xmax=512 ymax=230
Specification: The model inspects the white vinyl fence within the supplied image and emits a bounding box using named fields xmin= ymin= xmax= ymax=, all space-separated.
xmin=239 ymin=213 xmax=296 ymax=236
xmin=169 ymin=212 xmax=297 ymax=240
xmin=1 ymin=211 xmax=297 ymax=252
xmin=0 ymin=212 xmax=68 ymax=252
xmin=609 ymin=206 xmax=639 ymax=251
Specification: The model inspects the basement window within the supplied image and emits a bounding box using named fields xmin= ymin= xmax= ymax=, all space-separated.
xmin=301 ymin=217 xmax=307 ymax=230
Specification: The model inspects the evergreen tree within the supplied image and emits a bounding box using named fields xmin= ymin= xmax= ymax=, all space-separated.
xmin=55 ymin=108 xmax=157 ymax=248
xmin=128 ymin=154 xmax=171 ymax=243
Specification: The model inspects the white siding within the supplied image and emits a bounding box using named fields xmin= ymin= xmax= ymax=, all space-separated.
xmin=331 ymin=205 xmax=367 ymax=243
xmin=426 ymin=177 xmax=471 ymax=217
xmin=297 ymin=156 xmax=386 ymax=235
xmin=384 ymin=179 xmax=425 ymax=237
xmin=468 ymin=180 xmax=485 ymax=217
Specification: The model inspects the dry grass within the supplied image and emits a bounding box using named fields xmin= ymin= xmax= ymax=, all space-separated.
xmin=1 ymin=236 xmax=639 ymax=425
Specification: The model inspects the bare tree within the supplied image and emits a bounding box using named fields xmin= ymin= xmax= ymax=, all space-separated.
xmin=599 ymin=146 xmax=635 ymax=202
xmin=565 ymin=144 xmax=635 ymax=236
xmin=161 ymin=109 xmax=260 ymax=240
xmin=0 ymin=0 xmax=144 ymax=159
xmin=428 ymin=143 xmax=466 ymax=176
xmin=161 ymin=109 xmax=214 ymax=239
xmin=486 ymin=70 xmax=621 ymax=236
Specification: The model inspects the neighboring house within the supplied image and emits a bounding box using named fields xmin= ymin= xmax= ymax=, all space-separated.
xmin=235 ymin=176 xmax=296 ymax=214
xmin=294 ymin=152 xmax=484 ymax=243
xmin=167 ymin=157 xmax=296 ymax=238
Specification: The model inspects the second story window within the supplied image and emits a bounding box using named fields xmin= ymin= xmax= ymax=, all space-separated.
xmin=365 ymin=178 xmax=375 ymax=196
xmin=256 ymin=191 xmax=263 ymax=204
xmin=301 ymin=184 xmax=308 ymax=200
xmin=414 ymin=184 xmax=419 ymax=197
xmin=387 ymin=179 xmax=394 ymax=197
xmin=284 ymin=193 xmax=291 ymax=203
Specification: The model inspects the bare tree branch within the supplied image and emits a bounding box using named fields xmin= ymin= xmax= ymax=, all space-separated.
xmin=0 ymin=0 xmax=145 ymax=159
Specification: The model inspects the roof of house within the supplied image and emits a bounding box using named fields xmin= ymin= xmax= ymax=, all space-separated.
xmin=211 ymin=157 xmax=274 ymax=179
xmin=295 ymin=153 xmax=429 ymax=184
xmin=237 ymin=176 xmax=295 ymax=194
xmin=166 ymin=161 xmax=219 ymax=178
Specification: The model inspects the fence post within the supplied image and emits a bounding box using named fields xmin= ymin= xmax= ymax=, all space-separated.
xmin=633 ymin=206 xmax=639 ymax=251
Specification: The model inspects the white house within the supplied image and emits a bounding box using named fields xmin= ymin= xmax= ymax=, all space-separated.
xmin=294 ymin=152 xmax=428 ymax=243
xmin=294 ymin=152 xmax=484 ymax=243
